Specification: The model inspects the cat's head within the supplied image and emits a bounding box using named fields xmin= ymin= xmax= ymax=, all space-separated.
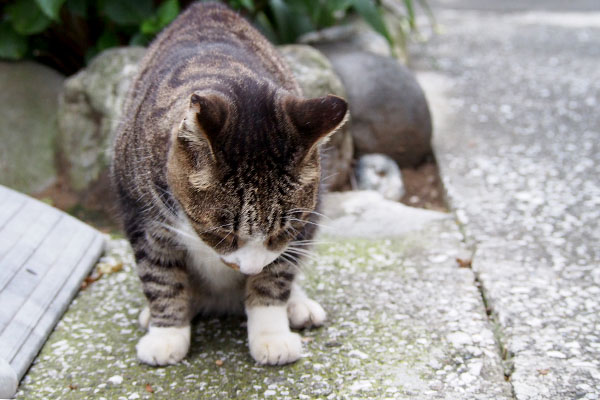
xmin=167 ymin=86 xmax=348 ymax=275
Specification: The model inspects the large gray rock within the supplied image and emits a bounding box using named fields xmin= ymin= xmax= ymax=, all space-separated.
xmin=322 ymin=50 xmax=432 ymax=167
xmin=279 ymin=45 xmax=354 ymax=190
xmin=299 ymin=19 xmax=391 ymax=58
xmin=0 ymin=61 xmax=64 ymax=193
xmin=57 ymin=47 xmax=146 ymax=192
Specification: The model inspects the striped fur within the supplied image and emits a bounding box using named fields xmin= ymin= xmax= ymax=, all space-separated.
xmin=111 ymin=2 xmax=347 ymax=364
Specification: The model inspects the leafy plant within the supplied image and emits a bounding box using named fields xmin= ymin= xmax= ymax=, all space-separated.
xmin=0 ymin=0 xmax=428 ymax=75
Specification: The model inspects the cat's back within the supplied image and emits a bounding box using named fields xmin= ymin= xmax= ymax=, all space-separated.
xmin=128 ymin=2 xmax=299 ymax=124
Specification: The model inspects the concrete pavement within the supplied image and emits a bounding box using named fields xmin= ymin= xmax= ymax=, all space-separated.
xmin=418 ymin=1 xmax=600 ymax=398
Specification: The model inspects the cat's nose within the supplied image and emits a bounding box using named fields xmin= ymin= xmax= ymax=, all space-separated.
xmin=221 ymin=255 xmax=264 ymax=275
xmin=220 ymin=237 xmax=280 ymax=275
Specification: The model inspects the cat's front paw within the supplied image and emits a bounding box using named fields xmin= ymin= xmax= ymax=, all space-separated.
xmin=249 ymin=331 xmax=302 ymax=365
xmin=287 ymin=297 xmax=327 ymax=329
xmin=136 ymin=325 xmax=190 ymax=366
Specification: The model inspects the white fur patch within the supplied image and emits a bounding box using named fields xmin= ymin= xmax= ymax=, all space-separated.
xmin=221 ymin=237 xmax=281 ymax=275
xmin=287 ymin=283 xmax=327 ymax=329
xmin=136 ymin=325 xmax=191 ymax=366
xmin=246 ymin=305 xmax=302 ymax=365
xmin=139 ymin=306 xmax=150 ymax=330
xmin=174 ymin=218 xmax=242 ymax=291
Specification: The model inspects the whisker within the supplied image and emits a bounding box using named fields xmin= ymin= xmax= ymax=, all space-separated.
xmin=160 ymin=223 xmax=196 ymax=241
xmin=287 ymin=209 xmax=331 ymax=220
xmin=287 ymin=218 xmax=330 ymax=229
xmin=285 ymin=248 xmax=319 ymax=263
xmin=215 ymin=231 xmax=232 ymax=248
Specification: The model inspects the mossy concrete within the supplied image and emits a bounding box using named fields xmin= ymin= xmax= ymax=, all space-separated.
xmin=17 ymin=219 xmax=511 ymax=399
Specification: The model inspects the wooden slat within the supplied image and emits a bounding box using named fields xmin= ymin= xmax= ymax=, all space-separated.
xmin=0 ymin=204 xmax=62 ymax=291
xmin=0 ymin=188 xmax=26 ymax=229
xmin=0 ymin=215 xmax=76 ymax=332
xmin=10 ymin=234 xmax=104 ymax=379
xmin=0 ymin=185 xmax=105 ymax=387
xmin=0 ymin=224 xmax=95 ymax=361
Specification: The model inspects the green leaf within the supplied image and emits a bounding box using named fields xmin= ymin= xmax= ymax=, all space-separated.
xmin=140 ymin=0 xmax=180 ymax=35
xmin=403 ymin=0 xmax=416 ymax=30
xmin=66 ymin=0 xmax=87 ymax=17
xmin=96 ymin=28 xmax=120 ymax=52
xmin=351 ymin=0 xmax=394 ymax=47
xmin=237 ymin=0 xmax=254 ymax=12
xmin=254 ymin=11 xmax=278 ymax=43
xmin=0 ymin=22 xmax=28 ymax=60
xmin=129 ymin=32 xmax=152 ymax=46
xmin=35 ymin=0 xmax=67 ymax=21
xmin=6 ymin=0 xmax=52 ymax=35
xmin=268 ymin=0 xmax=314 ymax=43
xmin=98 ymin=0 xmax=153 ymax=26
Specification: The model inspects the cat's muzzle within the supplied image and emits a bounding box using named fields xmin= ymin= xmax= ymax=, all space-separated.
xmin=221 ymin=259 xmax=240 ymax=271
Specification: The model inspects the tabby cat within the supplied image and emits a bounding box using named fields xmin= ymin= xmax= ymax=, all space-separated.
xmin=111 ymin=2 xmax=348 ymax=366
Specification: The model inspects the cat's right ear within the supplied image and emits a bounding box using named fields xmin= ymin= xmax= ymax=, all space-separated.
xmin=178 ymin=93 xmax=229 ymax=157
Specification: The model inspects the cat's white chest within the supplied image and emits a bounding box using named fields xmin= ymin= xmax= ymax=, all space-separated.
xmin=174 ymin=219 xmax=243 ymax=291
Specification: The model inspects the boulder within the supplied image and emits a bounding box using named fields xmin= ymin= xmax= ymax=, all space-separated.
xmin=278 ymin=45 xmax=354 ymax=191
xmin=0 ymin=61 xmax=64 ymax=193
xmin=355 ymin=153 xmax=404 ymax=201
xmin=299 ymin=19 xmax=391 ymax=58
xmin=57 ymin=47 xmax=146 ymax=192
xmin=320 ymin=50 xmax=432 ymax=167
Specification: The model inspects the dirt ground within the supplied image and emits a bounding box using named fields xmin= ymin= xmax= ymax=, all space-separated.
xmin=400 ymin=157 xmax=447 ymax=212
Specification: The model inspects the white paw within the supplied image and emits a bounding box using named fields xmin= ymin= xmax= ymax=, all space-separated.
xmin=287 ymin=297 xmax=327 ymax=329
xmin=138 ymin=306 xmax=150 ymax=330
xmin=249 ymin=331 xmax=302 ymax=365
xmin=136 ymin=325 xmax=190 ymax=366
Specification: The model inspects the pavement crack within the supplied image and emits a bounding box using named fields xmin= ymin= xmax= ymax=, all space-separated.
xmin=469 ymin=244 xmax=517 ymax=398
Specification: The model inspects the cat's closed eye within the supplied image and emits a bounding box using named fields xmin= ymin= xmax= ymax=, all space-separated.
xmin=200 ymin=230 xmax=238 ymax=251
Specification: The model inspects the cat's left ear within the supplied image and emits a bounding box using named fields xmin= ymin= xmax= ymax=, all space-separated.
xmin=178 ymin=92 xmax=229 ymax=157
xmin=284 ymin=94 xmax=349 ymax=148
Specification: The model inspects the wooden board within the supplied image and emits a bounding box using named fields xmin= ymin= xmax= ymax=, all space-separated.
xmin=0 ymin=185 xmax=104 ymax=394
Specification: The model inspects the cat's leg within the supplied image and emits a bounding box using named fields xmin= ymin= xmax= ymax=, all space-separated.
xmin=245 ymin=264 xmax=302 ymax=365
xmin=287 ymin=282 xmax=327 ymax=329
xmin=132 ymin=234 xmax=192 ymax=366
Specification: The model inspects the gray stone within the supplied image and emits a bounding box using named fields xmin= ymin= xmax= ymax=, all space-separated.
xmin=279 ymin=45 xmax=354 ymax=190
xmin=57 ymin=47 xmax=146 ymax=191
xmin=355 ymin=153 xmax=405 ymax=201
xmin=319 ymin=190 xmax=447 ymax=238
xmin=299 ymin=19 xmax=391 ymax=57
xmin=0 ymin=61 xmax=64 ymax=193
xmin=418 ymin=3 xmax=600 ymax=399
xmin=322 ymin=50 xmax=432 ymax=167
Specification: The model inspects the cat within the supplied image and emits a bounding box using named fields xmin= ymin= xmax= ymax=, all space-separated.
xmin=111 ymin=2 xmax=348 ymax=366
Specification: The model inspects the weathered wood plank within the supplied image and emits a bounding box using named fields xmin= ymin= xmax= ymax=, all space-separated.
xmin=0 ymin=185 xmax=105 ymax=393
xmin=10 ymin=234 xmax=104 ymax=379
xmin=0 ymin=188 xmax=26 ymax=229
xmin=0 ymin=224 xmax=95 ymax=361
xmin=0 ymin=215 xmax=77 ymax=332
xmin=0 ymin=200 xmax=50 ymax=262
xmin=0 ymin=206 xmax=62 ymax=292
